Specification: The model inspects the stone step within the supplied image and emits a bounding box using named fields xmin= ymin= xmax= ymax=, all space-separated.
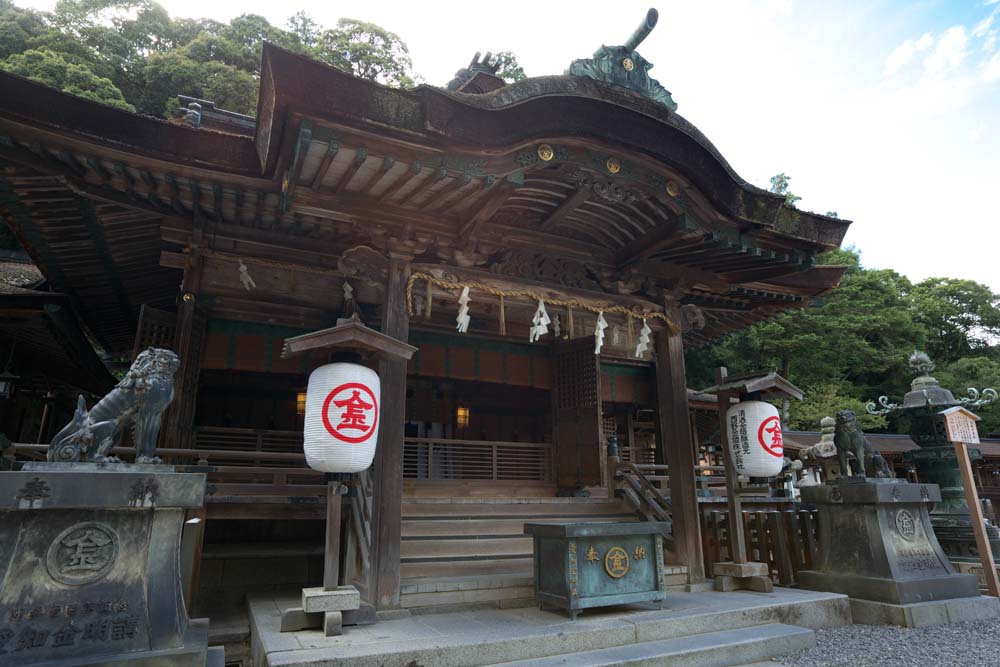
xmin=485 ymin=623 xmax=814 ymax=667
xmin=401 ymin=556 xmax=534 ymax=579
xmin=401 ymin=536 xmax=535 ymax=560
xmin=403 ymin=515 xmax=635 ymax=538
xmin=402 ymin=499 xmax=632 ymax=518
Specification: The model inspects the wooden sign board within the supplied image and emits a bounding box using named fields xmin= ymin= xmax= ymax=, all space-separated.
xmin=940 ymin=406 xmax=981 ymax=445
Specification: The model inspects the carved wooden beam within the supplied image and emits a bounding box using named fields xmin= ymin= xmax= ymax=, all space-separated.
xmin=540 ymin=187 xmax=589 ymax=232
xmin=357 ymin=156 xmax=395 ymax=195
xmin=310 ymin=139 xmax=340 ymax=190
xmin=615 ymin=213 xmax=697 ymax=267
xmin=459 ymin=176 xmax=517 ymax=239
xmin=332 ymin=147 xmax=368 ymax=192
xmin=281 ymin=120 xmax=312 ymax=212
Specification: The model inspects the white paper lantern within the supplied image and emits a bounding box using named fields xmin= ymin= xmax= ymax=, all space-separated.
xmin=303 ymin=362 xmax=381 ymax=472
xmin=725 ymin=400 xmax=784 ymax=477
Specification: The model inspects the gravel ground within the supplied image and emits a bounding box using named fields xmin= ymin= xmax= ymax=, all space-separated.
xmin=776 ymin=619 xmax=1000 ymax=667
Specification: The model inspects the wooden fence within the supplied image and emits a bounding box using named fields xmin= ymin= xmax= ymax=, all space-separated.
xmin=402 ymin=437 xmax=553 ymax=481
xmin=701 ymin=509 xmax=820 ymax=586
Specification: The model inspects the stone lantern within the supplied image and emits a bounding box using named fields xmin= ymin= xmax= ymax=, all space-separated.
xmin=866 ymin=351 xmax=999 ymax=562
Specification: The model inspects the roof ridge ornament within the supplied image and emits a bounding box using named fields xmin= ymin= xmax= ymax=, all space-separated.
xmin=567 ymin=8 xmax=678 ymax=111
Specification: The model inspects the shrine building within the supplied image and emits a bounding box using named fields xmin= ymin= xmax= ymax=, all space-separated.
xmin=0 ymin=30 xmax=851 ymax=624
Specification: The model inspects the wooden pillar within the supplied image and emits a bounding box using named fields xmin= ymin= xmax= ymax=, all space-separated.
xmin=370 ymin=258 xmax=410 ymax=609
xmin=163 ymin=250 xmax=206 ymax=451
xmin=654 ymin=326 xmax=705 ymax=582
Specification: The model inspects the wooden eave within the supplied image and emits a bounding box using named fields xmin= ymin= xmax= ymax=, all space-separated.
xmin=0 ymin=291 xmax=115 ymax=393
xmin=0 ymin=46 xmax=854 ymax=350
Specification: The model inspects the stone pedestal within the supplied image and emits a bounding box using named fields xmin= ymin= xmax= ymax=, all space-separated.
xmin=797 ymin=479 xmax=993 ymax=627
xmin=0 ymin=463 xmax=221 ymax=666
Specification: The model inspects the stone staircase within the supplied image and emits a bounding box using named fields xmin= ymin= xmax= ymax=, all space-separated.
xmin=486 ymin=623 xmax=812 ymax=666
xmin=399 ymin=496 xmax=684 ymax=610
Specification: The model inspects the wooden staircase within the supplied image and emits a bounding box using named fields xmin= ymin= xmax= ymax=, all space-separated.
xmin=399 ymin=496 xmax=642 ymax=610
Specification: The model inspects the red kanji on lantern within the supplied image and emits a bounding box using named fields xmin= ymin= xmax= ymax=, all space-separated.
xmin=757 ymin=416 xmax=783 ymax=458
xmin=321 ymin=382 xmax=379 ymax=444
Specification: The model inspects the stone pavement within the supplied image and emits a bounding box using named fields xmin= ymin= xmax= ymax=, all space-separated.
xmin=249 ymin=587 xmax=850 ymax=667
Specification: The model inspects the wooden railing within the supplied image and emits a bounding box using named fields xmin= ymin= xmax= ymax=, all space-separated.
xmin=402 ymin=437 xmax=553 ymax=481
xmin=701 ymin=508 xmax=820 ymax=586
xmin=193 ymin=427 xmax=303 ymax=466
xmin=610 ymin=452 xmax=674 ymax=551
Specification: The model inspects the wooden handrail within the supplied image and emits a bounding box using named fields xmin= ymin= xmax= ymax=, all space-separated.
xmin=12 ymin=443 xmax=306 ymax=463
xmin=404 ymin=437 xmax=552 ymax=449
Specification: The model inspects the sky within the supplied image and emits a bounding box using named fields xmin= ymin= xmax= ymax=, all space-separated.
xmin=12 ymin=0 xmax=1000 ymax=291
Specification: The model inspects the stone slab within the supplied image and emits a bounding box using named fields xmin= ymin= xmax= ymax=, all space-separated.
xmin=301 ymin=586 xmax=361 ymax=613
xmin=249 ymin=587 xmax=848 ymax=667
xmin=713 ymin=562 xmax=769 ymax=578
xmin=849 ymin=594 xmax=1000 ymax=628
xmin=487 ymin=623 xmax=814 ymax=667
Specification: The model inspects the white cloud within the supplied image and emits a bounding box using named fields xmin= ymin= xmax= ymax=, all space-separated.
xmin=985 ymin=51 xmax=1000 ymax=81
xmin=969 ymin=121 xmax=987 ymax=142
xmin=923 ymin=26 xmax=968 ymax=75
xmin=884 ymin=32 xmax=933 ymax=77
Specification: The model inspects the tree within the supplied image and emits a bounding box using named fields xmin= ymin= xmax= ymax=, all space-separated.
xmin=786 ymin=382 xmax=887 ymax=431
xmin=315 ymin=18 xmax=416 ymax=87
xmin=139 ymin=48 xmax=256 ymax=116
xmin=287 ymin=10 xmax=319 ymax=50
xmin=935 ymin=356 xmax=1000 ymax=435
xmin=0 ymin=0 xmax=47 ymax=60
xmin=911 ymin=278 xmax=1000 ymax=364
xmin=686 ymin=247 xmax=927 ymax=430
xmin=769 ymin=172 xmax=801 ymax=208
xmin=1 ymin=48 xmax=133 ymax=110
xmin=492 ymin=51 xmax=526 ymax=82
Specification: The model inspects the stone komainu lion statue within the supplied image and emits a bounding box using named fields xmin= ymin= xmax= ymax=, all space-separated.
xmin=834 ymin=410 xmax=893 ymax=479
xmin=48 ymin=348 xmax=180 ymax=464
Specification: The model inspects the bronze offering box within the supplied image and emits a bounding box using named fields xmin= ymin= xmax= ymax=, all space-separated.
xmin=524 ymin=522 xmax=669 ymax=619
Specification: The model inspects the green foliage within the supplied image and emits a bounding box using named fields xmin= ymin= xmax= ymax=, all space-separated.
xmin=493 ymin=51 xmax=526 ymax=82
xmin=315 ymin=18 xmax=416 ymax=87
xmin=689 ymin=245 xmax=1000 ymax=436
xmin=0 ymin=2 xmax=419 ymax=118
xmin=935 ymin=357 xmax=1000 ymax=435
xmin=1 ymin=48 xmax=133 ymax=110
xmin=0 ymin=0 xmax=47 ymax=60
xmin=769 ymin=172 xmax=801 ymax=208
xmin=786 ymin=382 xmax=887 ymax=431
xmin=911 ymin=278 xmax=1000 ymax=364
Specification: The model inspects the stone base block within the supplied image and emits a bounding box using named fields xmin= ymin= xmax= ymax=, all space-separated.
xmin=714 ymin=574 xmax=773 ymax=593
xmin=849 ymin=595 xmax=1000 ymax=628
xmin=798 ymin=570 xmax=979 ymax=605
xmin=713 ymin=561 xmax=769 ymax=578
xmin=279 ymin=606 xmax=322 ymax=632
xmin=302 ymin=585 xmax=361 ymax=613
xmin=323 ymin=611 xmax=343 ymax=636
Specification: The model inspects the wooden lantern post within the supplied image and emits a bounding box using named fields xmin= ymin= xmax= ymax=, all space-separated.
xmin=700 ymin=368 xmax=803 ymax=591
xmin=941 ymin=406 xmax=1000 ymax=597
xmin=278 ymin=317 xmax=417 ymax=635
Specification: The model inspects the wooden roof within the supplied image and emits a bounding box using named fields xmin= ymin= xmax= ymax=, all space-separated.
xmin=0 ymin=44 xmax=850 ymax=353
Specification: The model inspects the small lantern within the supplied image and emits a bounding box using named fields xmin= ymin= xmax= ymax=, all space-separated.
xmin=303 ymin=363 xmax=381 ymax=473
xmin=456 ymin=406 xmax=470 ymax=429
xmin=725 ymin=400 xmax=784 ymax=477
xmin=295 ymin=391 xmax=307 ymax=417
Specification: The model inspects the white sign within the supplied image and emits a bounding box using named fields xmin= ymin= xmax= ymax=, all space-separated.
xmin=726 ymin=400 xmax=784 ymax=477
xmin=303 ymin=362 xmax=381 ymax=472
xmin=941 ymin=406 xmax=980 ymax=444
